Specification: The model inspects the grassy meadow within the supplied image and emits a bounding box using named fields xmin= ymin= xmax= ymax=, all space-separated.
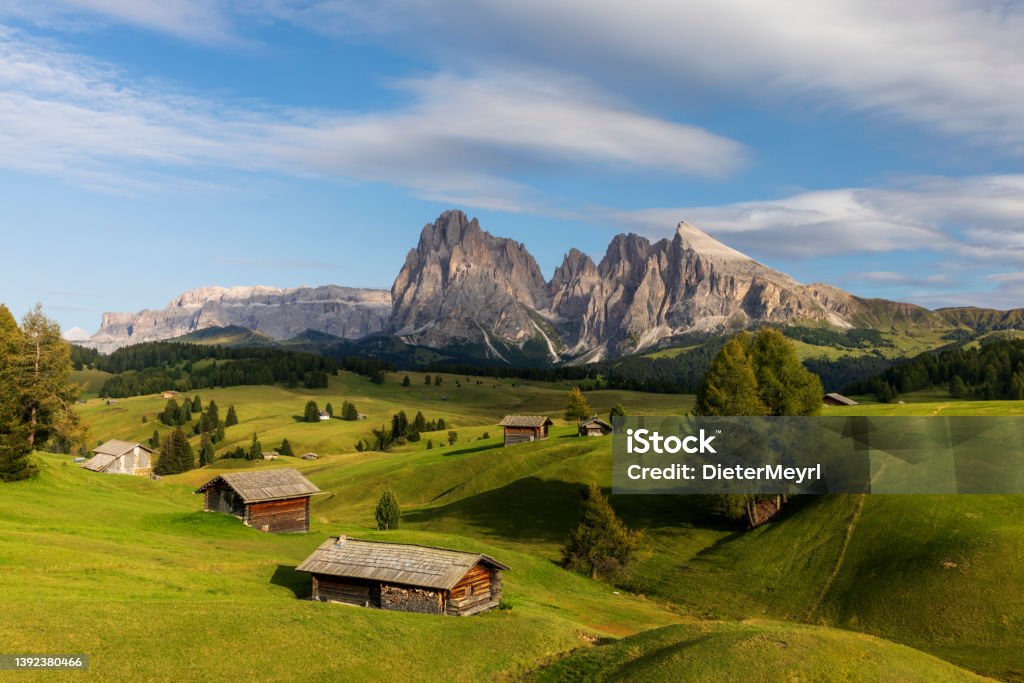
xmin=4 ymin=370 xmax=1024 ymax=680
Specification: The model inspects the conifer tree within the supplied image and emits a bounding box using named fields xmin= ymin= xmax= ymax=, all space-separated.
xmin=191 ymin=395 xmax=202 ymax=413
xmin=206 ymin=400 xmax=220 ymax=427
xmin=375 ymin=488 xmax=401 ymax=530
xmin=562 ymin=483 xmax=642 ymax=579
xmin=0 ymin=305 xmax=35 ymax=481
xmin=161 ymin=399 xmax=179 ymax=426
xmin=342 ymin=401 xmax=358 ymax=421
xmin=695 ymin=332 xmax=768 ymax=416
xmin=224 ymin=405 xmax=238 ymax=427
xmin=609 ymin=403 xmax=626 ymax=424
xmin=564 ymin=387 xmax=592 ymax=424
xmin=150 ymin=430 xmax=160 ymax=448
xmin=413 ymin=411 xmax=426 ymax=432
xmin=215 ymin=423 xmax=225 ymax=444
xmin=19 ymin=305 xmax=81 ymax=451
xmin=199 ymin=433 xmax=214 ymax=467
xmin=155 ymin=427 xmax=194 ymax=475
xmin=402 ymin=375 xmax=410 ymax=387
xmin=248 ymin=433 xmax=262 ymax=460
xmin=424 ymin=374 xmax=431 ymax=385
xmin=279 ymin=438 xmax=294 ymax=456
xmin=304 ymin=400 xmax=320 ymax=423
xmin=324 ymin=403 xmax=333 ymax=418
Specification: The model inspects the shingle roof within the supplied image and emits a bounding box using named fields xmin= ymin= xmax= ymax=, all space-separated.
xmin=92 ymin=439 xmax=151 ymax=457
xmin=81 ymin=453 xmax=117 ymax=472
xmin=580 ymin=416 xmax=612 ymax=429
xmin=499 ymin=415 xmax=553 ymax=428
xmin=824 ymin=392 xmax=859 ymax=406
xmin=194 ymin=468 xmax=320 ymax=503
xmin=296 ymin=537 xmax=509 ymax=590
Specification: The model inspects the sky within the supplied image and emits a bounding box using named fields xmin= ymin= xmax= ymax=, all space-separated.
xmin=1 ymin=0 xmax=1023 ymax=334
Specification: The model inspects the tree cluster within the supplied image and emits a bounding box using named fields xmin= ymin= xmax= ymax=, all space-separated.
xmin=154 ymin=427 xmax=194 ymax=475
xmin=355 ymin=411 xmax=446 ymax=452
xmin=1 ymin=304 xmax=84 ymax=481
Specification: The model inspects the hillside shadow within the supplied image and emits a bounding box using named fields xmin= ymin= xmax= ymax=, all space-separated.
xmin=270 ymin=564 xmax=310 ymax=598
xmin=441 ymin=442 xmax=502 ymax=457
xmin=404 ymin=478 xmax=733 ymax=545
xmin=404 ymin=477 xmax=587 ymax=544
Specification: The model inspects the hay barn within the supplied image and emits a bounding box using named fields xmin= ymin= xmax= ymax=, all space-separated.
xmin=297 ymin=536 xmax=508 ymax=616
xmin=81 ymin=440 xmax=154 ymax=475
xmin=195 ymin=468 xmax=320 ymax=533
xmin=499 ymin=415 xmax=552 ymax=446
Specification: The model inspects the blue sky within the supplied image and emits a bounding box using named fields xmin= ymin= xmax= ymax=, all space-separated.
xmin=1 ymin=1 xmax=1023 ymax=334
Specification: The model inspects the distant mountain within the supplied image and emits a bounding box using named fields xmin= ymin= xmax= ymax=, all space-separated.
xmin=390 ymin=211 xmax=947 ymax=362
xmin=81 ymin=285 xmax=390 ymax=353
xmin=77 ymin=209 xmax=1024 ymax=364
xmin=62 ymin=326 xmax=91 ymax=342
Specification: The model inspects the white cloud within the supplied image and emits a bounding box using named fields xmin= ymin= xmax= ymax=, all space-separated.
xmin=274 ymin=0 xmax=1024 ymax=155
xmin=609 ymin=175 xmax=1024 ymax=265
xmin=0 ymin=27 xmax=745 ymax=206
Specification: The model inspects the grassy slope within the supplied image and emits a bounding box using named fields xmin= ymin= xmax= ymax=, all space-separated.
xmin=0 ymin=453 xmax=681 ymax=682
xmin=18 ymin=374 xmax=1024 ymax=680
xmin=530 ymin=621 xmax=988 ymax=682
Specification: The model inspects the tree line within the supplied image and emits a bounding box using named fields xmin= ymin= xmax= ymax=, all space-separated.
xmin=845 ymin=338 xmax=1024 ymax=402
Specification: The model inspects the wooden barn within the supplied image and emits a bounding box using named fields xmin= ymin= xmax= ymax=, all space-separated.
xmin=823 ymin=392 xmax=859 ymax=407
xmin=195 ymin=469 xmax=320 ymax=533
xmin=578 ymin=416 xmax=613 ymax=437
xmin=499 ymin=415 xmax=553 ymax=446
xmin=297 ymin=536 xmax=508 ymax=616
xmin=81 ymin=440 xmax=154 ymax=476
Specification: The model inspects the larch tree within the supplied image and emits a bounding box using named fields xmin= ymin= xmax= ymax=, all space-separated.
xmin=695 ymin=332 xmax=768 ymax=417
xmin=19 ymin=305 xmax=82 ymax=452
xmin=564 ymin=387 xmax=592 ymax=424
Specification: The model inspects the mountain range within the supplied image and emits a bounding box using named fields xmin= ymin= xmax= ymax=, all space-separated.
xmin=78 ymin=210 xmax=1024 ymax=363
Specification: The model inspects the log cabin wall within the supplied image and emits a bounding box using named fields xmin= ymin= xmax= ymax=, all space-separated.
xmin=445 ymin=563 xmax=501 ymax=616
xmin=244 ymin=496 xmax=309 ymax=533
xmin=503 ymin=426 xmax=541 ymax=446
xmin=312 ymin=575 xmax=381 ymax=607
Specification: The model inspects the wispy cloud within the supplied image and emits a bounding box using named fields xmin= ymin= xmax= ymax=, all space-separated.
xmin=608 ymin=174 xmax=1024 ymax=265
xmin=0 ymin=27 xmax=745 ymax=207
xmin=272 ymin=0 xmax=1024 ymax=156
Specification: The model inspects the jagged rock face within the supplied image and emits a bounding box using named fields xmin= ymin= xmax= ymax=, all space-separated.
xmin=83 ymin=285 xmax=390 ymax=353
xmin=390 ymin=210 xmax=551 ymax=356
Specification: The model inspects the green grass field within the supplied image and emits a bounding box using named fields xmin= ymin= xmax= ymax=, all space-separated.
xmin=8 ymin=372 xmax=1024 ymax=680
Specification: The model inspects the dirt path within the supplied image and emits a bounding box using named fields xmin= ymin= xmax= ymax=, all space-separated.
xmin=806 ymin=494 xmax=866 ymax=622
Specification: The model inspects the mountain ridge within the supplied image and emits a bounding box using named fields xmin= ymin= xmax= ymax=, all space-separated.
xmin=79 ymin=210 xmax=1022 ymax=362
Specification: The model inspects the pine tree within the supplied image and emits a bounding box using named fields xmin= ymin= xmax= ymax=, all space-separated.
xmin=562 ymin=483 xmax=642 ymax=579
xmin=0 ymin=304 xmax=35 ymax=481
xmin=279 ymin=438 xmax=294 ymax=456
xmin=206 ymin=399 xmax=219 ymax=426
xmin=391 ymin=411 xmax=409 ymax=439
xmin=564 ymin=387 xmax=592 ymax=424
xmin=304 ymin=400 xmax=320 ymax=423
xmin=426 ymin=439 xmax=433 ymax=450
xmin=424 ymin=374 xmax=431 ymax=385
xmin=155 ymin=427 xmax=194 ymax=475
xmin=215 ymin=423 xmax=225 ymax=444
xmin=324 ymin=403 xmax=334 ymax=418
xmin=149 ymin=430 xmax=160 ymax=448
xmin=447 ymin=430 xmax=458 ymax=445
xmin=224 ymin=405 xmax=238 ymax=427
xmin=161 ymin=399 xmax=179 ymax=426
xmin=191 ymin=395 xmax=202 ymax=413
xmin=402 ymin=375 xmax=411 ymax=387
xmin=177 ymin=399 xmax=191 ymax=425
xmin=375 ymin=488 xmax=401 ymax=530
xmin=199 ymin=433 xmax=214 ymax=467
xmin=695 ymin=333 xmax=768 ymax=416
xmin=434 ymin=375 xmax=443 ymax=386
xmin=609 ymin=403 xmax=626 ymax=425
xmin=949 ymin=375 xmax=967 ymax=398
xmin=413 ymin=411 xmax=426 ymax=432
xmin=342 ymin=401 xmax=359 ymax=421
xmin=248 ymin=433 xmax=262 ymax=460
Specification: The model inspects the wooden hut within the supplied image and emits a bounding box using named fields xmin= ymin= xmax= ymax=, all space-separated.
xmin=195 ymin=469 xmax=320 ymax=533
xmin=823 ymin=392 xmax=859 ymax=407
xmin=297 ymin=536 xmax=508 ymax=616
xmin=578 ymin=416 xmax=613 ymax=437
xmin=499 ymin=415 xmax=553 ymax=446
xmin=81 ymin=440 xmax=154 ymax=476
